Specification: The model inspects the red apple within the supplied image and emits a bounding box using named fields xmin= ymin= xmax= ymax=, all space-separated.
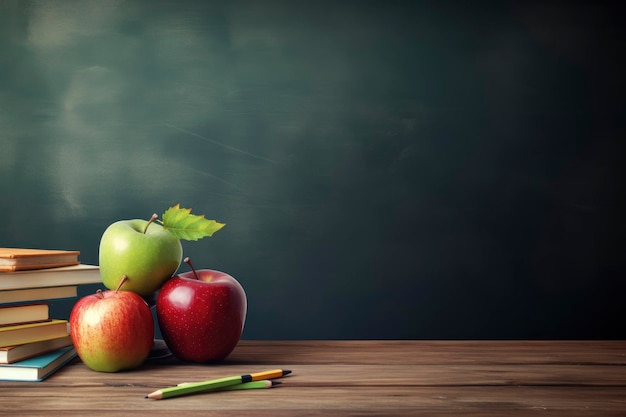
xmin=156 ymin=258 xmax=247 ymax=362
xmin=69 ymin=277 xmax=154 ymax=372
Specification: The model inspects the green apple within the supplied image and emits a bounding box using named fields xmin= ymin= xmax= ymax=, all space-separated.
xmin=99 ymin=215 xmax=183 ymax=296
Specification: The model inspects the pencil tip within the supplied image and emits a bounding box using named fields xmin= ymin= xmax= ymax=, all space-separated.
xmin=272 ymin=380 xmax=283 ymax=386
xmin=144 ymin=396 xmax=148 ymax=399
xmin=283 ymin=369 xmax=292 ymax=375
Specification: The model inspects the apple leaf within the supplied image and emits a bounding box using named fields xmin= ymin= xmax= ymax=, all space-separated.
xmin=159 ymin=204 xmax=225 ymax=241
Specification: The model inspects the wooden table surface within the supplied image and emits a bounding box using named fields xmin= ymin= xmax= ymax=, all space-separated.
xmin=1 ymin=340 xmax=625 ymax=416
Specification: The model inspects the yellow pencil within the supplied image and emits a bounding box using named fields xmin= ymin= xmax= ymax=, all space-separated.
xmin=145 ymin=369 xmax=291 ymax=400
xmin=178 ymin=380 xmax=281 ymax=390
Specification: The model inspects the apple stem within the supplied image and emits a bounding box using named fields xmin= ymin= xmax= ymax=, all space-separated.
xmin=184 ymin=257 xmax=200 ymax=280
xmin=115 ymin=275 xmax=129 ymax=293
xmin=143 ymin=213 xmax=158 ymax=234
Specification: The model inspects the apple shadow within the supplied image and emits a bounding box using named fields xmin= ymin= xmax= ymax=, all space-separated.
xmin=142 ymin=291 xmax=173 ymax=361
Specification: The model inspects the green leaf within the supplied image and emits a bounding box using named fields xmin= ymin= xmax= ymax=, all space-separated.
xmin=160 ymin=204 xmax=225 ymax=241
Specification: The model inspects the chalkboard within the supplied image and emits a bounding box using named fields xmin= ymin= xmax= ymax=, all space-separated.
xmin=1 ymin=0 xmax=624 ymax=339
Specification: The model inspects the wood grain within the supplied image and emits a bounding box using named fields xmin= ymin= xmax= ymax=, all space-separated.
xmin=1 ymin=340 xmax=625 ymax=416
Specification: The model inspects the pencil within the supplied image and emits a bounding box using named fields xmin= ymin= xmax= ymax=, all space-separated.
xmin=178 ymin=380 xmax=282 ymax=390
xmin=145 ymin=369 xmax=291 ymax=400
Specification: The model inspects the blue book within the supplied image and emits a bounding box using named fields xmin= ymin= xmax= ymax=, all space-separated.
xmin=0 ymin=346 xmax=76 ymax=381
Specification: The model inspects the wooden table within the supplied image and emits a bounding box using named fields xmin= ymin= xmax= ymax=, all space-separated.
xmin=1 ymin=340 xmax=625 ymax=416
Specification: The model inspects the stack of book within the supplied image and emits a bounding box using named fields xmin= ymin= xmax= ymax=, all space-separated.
xmin=0 ymin=248 xmax=101 ymax=381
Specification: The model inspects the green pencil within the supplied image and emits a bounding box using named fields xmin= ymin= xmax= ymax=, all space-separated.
xmin=145 ymin=369 xmax=291 ymax=400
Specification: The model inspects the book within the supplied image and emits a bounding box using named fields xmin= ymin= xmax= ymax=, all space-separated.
xmin=0 ymin=264 xmax=100 ymax=291
xmin=0 ymin=319 xmax=69 ymax=348
xmin=0 ymin=286 xmax=78 ymax=304
xmin=0 ymin=303 xmax=49 ymax=326
xmin=0 ymin=335 xmax=73 ymax=364
xmin=0 ymin=346 xmax=77 ymax=381
xmin=0 ymin=248 xmax=80 ymax=272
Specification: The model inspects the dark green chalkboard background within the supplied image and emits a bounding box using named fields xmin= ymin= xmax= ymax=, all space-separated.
xmin=1 ymin=1 xmax=624 ymax=339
